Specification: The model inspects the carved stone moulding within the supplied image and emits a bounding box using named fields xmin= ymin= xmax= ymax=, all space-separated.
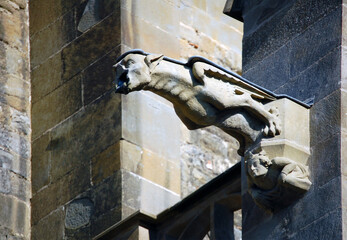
xmin=261 ymin=98 xmax=310 ymax=166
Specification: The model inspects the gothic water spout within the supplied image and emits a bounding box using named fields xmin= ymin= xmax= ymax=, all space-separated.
xmin=113 ymin=49 xmax=312 ymax=211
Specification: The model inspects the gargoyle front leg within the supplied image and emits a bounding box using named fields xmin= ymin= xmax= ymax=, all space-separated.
xmin=231 ymin=95 xmax=281 ymax=137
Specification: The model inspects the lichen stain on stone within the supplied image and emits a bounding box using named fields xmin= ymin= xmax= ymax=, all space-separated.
xmin=65 ymin=198 xmax=94 ymax=229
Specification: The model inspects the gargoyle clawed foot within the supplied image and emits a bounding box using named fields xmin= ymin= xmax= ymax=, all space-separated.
xmin=263 ymin=107 xmax=281 ymax=137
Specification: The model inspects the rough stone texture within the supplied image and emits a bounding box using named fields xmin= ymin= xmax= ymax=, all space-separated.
xmin=65 ymin=198 xmax=94 ymax=229
xmin=0 ymin=0 xmax=31 ymax=239
xmin=237 ymin=0 xmax=345 ymax=239
xmin=180 ymin=126 xmax=240 ymax=197
xmin=31 ymin=208 xmax=65 ymax=240
xmin=0 ymin=194 xmax=30 ymax=238
xmin=242 ymin=0 xmax=341 ymax=72
xmin=31 ymin=133 xmax=50 ymax=194
xmin=31 ymin=165 xmax=91 ymax=225
xmin=31 ymin=75 xmax=82 ymax=139
xmin=342 ymin=4 xmax=347 ymax=239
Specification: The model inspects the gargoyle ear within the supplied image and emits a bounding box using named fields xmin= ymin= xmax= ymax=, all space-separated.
xmin=145 ymin=54 xmax=164 ymax=73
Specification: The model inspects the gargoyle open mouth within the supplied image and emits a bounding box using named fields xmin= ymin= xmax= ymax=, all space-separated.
xmin=115 ymin=70 xmax=130 ymax=94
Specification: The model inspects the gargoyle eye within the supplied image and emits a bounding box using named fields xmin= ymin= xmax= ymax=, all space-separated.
xmin=125 ymin=59 xmax=135 ymax=67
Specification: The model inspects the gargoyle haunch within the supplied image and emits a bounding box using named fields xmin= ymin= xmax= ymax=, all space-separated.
xmin=113 ymin=49 xmax=311 ymax=211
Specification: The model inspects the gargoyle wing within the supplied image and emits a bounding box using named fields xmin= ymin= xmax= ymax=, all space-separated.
xmin=192 ymin=62 xmax=276 ymax=101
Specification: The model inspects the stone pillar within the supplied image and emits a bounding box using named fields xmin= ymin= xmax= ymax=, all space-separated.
xmin=225 ymin=0 xmax=345 ymax=239
xmin=0 ymin=0 xmax=31 ymax=239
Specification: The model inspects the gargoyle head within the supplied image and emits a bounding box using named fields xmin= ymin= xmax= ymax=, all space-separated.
xmin=113 ymin=53 xmax=164 ymax=94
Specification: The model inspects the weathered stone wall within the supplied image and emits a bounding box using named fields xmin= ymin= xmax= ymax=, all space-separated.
xmin=342 ymin=3 xmax=347 ymax=239
xmin=30 ymin=1 xmax=123 ymax=238
xmin=29 ymin=0 xmax=243 ymax=239
xmin=0 ymin=0 xmax=31 ymax=239
xmin=237 ymin=1 xmax=345 ymax=239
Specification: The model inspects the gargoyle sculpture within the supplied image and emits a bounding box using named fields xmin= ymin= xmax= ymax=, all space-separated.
xmin=113 ymin=49 xmax=311 ymax=211
xmin=114 ymin=50 xmax=280 ymax=154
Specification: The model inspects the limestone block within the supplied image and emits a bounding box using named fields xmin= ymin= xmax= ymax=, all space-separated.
xmin=119 ymin=140 xmax=142 ymax=173
xmin=93 ymin=139 xmax=180 ymax=193
xmin=31 ymin=54 xmax=62 ymax=104
xmin=11 ymin=0 xmax=26 ymax=9
xmin=215 ymin=22 xmax=243 ymax=50
xmin=121 ymin=0 xmax=180 ymax=34
xmin=90 ymin=206 xmax=122 ymax=237
xmin=0 ymin=194 xmax=30 ymax=237
xmin=289 ymin=10 xmax=341 ymax=79
xmin=92 ymin=142 xmax=121 ymax=186
xmin=343 ymin=4 xmax=347 ymax=46
xmin=121 ymin=10 xmax=180 ymax=59
xmin=279 ymin=47 xmax=341 ymax=104
xmin=91 ymin=172 xmax=122 ymax=218
xmin=1 ymin=170 xmax=31 ymax=202
xmin=181 ymin=0 xmax=206 ymax=11
xmin=0 ymin=102 xmax=30 ymax=137
xmin=342 ymin=46 xmax=347 ymax=90
xmin=32 ymin=133 xmax=50 ymax=194
xmin=61 ymin=11 xmax=121 ymax=82
xmin=291 ymin=209 xmax=342 ymax=240
xmin=179 ymin=3 xmax=194 ymax=26
xmin=31 ymin=166 xmax=90 ymax=225
xmin=0 ymin=42 xmax=28 ymax=80
xmin=31 ymin=208 xmax=65 ymax=240
xmin=121 ymin=92 xmax=181 ymax=162
xmin=82 ymin=46 xmax=122 ymax=105
xmin=141 ymin=149 xmax=180 ymax=194
xmin=342 ymin=130 xmax=347 ymax=177
xmin=30 ymin=10 xmax=75 ymax=67
xmin=191 ymin=9 xmax=214 ymax=38
xmin=49 ymin=92 xmax=121 ymax=182
xmin=342 ymin=89 xmax=347 ymax=132
xmin=206 ymin=0 xmax=243 ymax=31
xmin=242 ymin=0 xmax=340 ymax=71
xmin=0 ymin=7 xmax=28 ymax=49
xmin=311 ymin=134 xmax=340 ymax=187
xmin=0 ymin=125 xmax=30 ymax=160
xmin=243 ymin=45 xmax=290 ymax=92
xmin=122 ymin=170 xmax=180 ymax=215
xmin=261 ymin=98 xmax=310 ymax=165
xmin=0 ymin=149 xmax=29 ymax=181
xmin=0 ymin=167 xmax=11 ymax=194
xmin=342 ymin=175 xmax=347 ymax=238
xmin=310 ymin=90 xmax=340 ymax=147
xmin=32 ymin=75 xmax=82 ymax=139
xmin=0 ymin=74 xmax=30 ymax=112
xmin=29 ymin=0 xmax=83 ymax=35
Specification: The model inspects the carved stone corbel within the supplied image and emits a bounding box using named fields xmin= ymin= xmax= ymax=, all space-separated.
xmin=113 ymin=49 xmax=312 ymax=211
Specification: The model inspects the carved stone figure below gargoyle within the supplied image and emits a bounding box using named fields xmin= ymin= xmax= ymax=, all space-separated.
xmin=245 ymin=150 xmax=311 ymax=211
xmin=114 ymin=50 xmax=281 ymax=154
